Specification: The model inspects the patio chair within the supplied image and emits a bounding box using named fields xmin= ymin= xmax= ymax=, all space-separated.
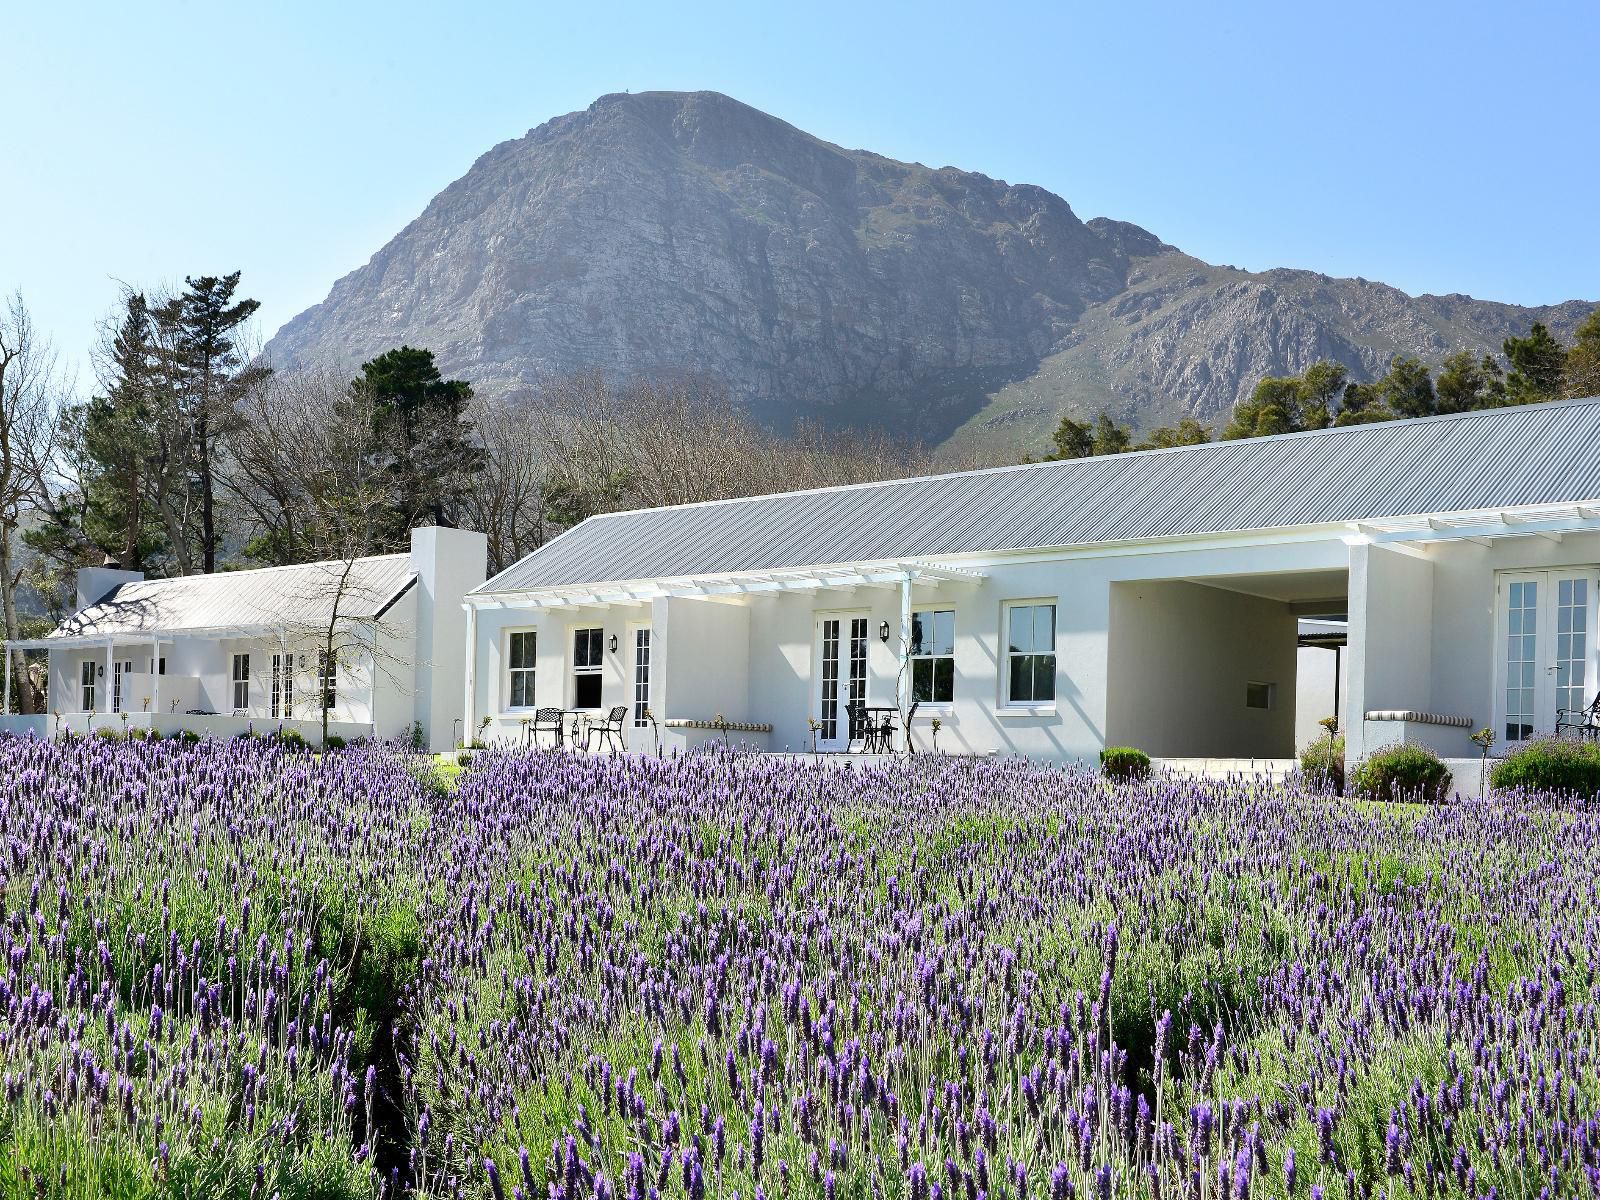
xmin=531 ymin=707 xmax=566 ymax=748
xmin=1556 ymin=692 xmax=1600 ymax=740
xmin=845 ymin=702 xmax=871 ymax=752
xmin=585 ymin=706 xmax=629 ymax=753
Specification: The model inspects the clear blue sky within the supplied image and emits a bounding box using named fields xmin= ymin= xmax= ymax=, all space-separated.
xmin=8 ymin=0 xmax=1596 ymax=386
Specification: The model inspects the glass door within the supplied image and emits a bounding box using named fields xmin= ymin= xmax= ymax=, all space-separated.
xmin=1499 ymin=570 xmax=1598 ymax=742
xmin=813 ymin=613 xmax=868 ymax=751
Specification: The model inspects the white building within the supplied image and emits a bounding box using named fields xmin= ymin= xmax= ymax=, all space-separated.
xmin=1 ymin=526 xmax=485 ymax=751
xmin=463 ymin=398 xmax=1600 ymax=771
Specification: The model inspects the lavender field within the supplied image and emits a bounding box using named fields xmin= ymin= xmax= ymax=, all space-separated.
xmin=1 ymin=735 xmax=1596 ymax=1198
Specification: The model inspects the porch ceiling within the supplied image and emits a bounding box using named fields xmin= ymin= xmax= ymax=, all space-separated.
xmin=1181 ymin=568 xmax=1349 ymax=609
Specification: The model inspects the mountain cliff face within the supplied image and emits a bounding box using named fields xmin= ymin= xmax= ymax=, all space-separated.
xmin=265 ymin=90 xmax=1594 ymax=454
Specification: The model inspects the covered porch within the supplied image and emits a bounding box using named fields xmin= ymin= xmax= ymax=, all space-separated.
xmin=1104 ymin=565 xmax=1349 ymax=761
xmin=1 ymin=621 xmax=381 ymax=742
xmin=465 ymin=560 xmax=988 ymax=753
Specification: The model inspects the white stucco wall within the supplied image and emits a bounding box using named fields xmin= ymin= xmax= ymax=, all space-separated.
xmin=1104 ymin=580 xmax=1298 ymax=759
xmin=1347 ymin=530 xmax=1600 ymax=759
xmin=409 ymin=526 xmax=487 ymax=751
xmin=1294 ymin=644 xmax=1347 ymax=753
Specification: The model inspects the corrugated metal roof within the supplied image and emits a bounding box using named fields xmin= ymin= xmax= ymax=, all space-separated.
xmin=53 ymin=554 xmax=415 ymax=639
xmin=480 ymin=397 xmax=1600 ymax=593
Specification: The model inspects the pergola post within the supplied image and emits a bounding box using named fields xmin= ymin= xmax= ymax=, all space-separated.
xmin=151 ymin=637 xmax=161 ymax=719
xmin=3 ymin=645 xmax=12 ymax=717
xmin=898 ymin=572 xmax=913 ymax=750
xmin=462 ymin=602 xmax=477 ymax=748
xmin=104 ymin=640 xmax=114 ymax=714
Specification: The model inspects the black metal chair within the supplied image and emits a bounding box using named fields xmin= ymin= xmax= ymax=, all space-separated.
xmin=1557 ymin=692 xmax=1600 ymax=740
xmin=585 ymin=706 xmax=629 ymax=752
xmin=531 ymin=707 xmax=566 ymax=748
xmin=845 ymin=702 xmax=871 ymax=752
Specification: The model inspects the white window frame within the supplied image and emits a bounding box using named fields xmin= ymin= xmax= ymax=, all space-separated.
xmin=1001 ymin=599 xmax=1058 ymax=709
xmin=910 ymin=608 xmax=956 ymax=707
xmin=571 ymin=626 xmax=604 ymax=710
xmin=232 ymin=654 xmax=250 ymax=712
xmin=80 ymin=660 xmax=96 ymax=712
xmin=505 ymin=629 xmax=537 ymax=711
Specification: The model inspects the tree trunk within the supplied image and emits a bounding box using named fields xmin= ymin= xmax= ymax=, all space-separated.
xmin=198 ymin=400 xmax=215 ymax=573
xmin=0 ymin=517 xmax=34 ymax=714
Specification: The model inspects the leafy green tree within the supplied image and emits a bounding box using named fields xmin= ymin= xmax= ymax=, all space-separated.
xmin=1332 ymin=381 xmax=1392 ymax=426
xmin=1223 ymin=366 xmax=1338 ymax=440
xmin=1565 ymin=309 xmax=1600 ymax=399
xmin=1503 ymin=322 xmax=1566 ymax=403
xmin=1434 ymin=351 xmax=1508 ymax=412
xmin=1139 ymin=417 xmax=1211 ymax=449
xmin=1297 ymin=360 xmax=1349 ymax=429
xmin=1375 ymin=356 xmax=1436 ymax=419
xmin=352 ymin=346 xmax=485 ymax=538
xmin=1091 ymin=412 xmax=1132 ymax=456
xmin=1046 ymin=415 xmax=1094 ymax=460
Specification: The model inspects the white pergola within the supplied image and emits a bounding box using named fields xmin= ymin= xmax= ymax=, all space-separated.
xmin=460 ymin=560 xmax=988 ymax=736
xmin=1350 ymin=502 xmax=1600 ymax=556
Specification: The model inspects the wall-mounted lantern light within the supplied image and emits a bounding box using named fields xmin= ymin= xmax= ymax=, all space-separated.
xmin=608 ymin=633 xmax=619 ymax=653
xmin=878 ymin=620 xmax=891 ymax=643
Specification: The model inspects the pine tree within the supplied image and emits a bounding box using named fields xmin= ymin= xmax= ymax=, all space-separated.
xmin=158 ymin=273 xmax=266 ymax=572
xmin=1434 ymin=351 xmax=1507 ymax=413
xmin=351 ymin=346 xmax=485 ymax=539
xmin=1565 ymin=309 xmax=1600 ymax=399
xmin=1375 ymin=356 xmax=1437 ymax=419
xmin=1503 ymin=322 xmax=1566 ymax=403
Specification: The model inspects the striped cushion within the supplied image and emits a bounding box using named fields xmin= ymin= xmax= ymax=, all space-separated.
xmin=1363 ymin=710 xmax=1473 ymax=729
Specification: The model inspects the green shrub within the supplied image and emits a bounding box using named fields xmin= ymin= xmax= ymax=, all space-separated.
xmin=1351 ymin=742 xmax=1452 ymax=804
xmin=1301 ymin=734 xmax=1345 ymax=793
xmin=167 ymin=728 xmax=202 ymax=745
xmin=275 ymin=728 xmax=309 ymax=749
xmin=1100 ymin=746 xmax=1151 ymax=782
xmin=323 ymin=734 xmax=347 ymax=750
xmin=92 ymin=726 xmax=124 ymax=742
xmin=1490 ymin=736 xmax=1600 ymax=796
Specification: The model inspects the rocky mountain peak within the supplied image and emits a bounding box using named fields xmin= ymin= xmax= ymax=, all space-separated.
xmin=265 ymin=91 xmax=1594 ymax=455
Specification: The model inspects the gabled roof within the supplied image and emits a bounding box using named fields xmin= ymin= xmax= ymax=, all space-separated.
xmin=51 ymin=554 xmax=415 ymax=641
xmin=479 ymin=397 xmax=1600 ymax=594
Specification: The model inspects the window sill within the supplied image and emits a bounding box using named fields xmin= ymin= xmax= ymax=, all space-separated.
xmin=995 ymin=705 xmax=1056 ymax=718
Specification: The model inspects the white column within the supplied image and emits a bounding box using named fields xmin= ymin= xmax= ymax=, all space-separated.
xmin=461 ymin=602 xmax=477 ymax=747
xmin=105 ymin=640 xmax=114 ymax=714
xmin=3 ymin=644 xmax=12 ymax=716
xmin=898 ymin=572 xmax=913 ymax=750
xmin=151 ymin=638 xmax=161 ymax=718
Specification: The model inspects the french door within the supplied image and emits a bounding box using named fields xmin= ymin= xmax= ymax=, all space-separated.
xmin=814 ymin=613 xmax=869 ymax=751
xmin=1498 ymin=570 xmax=1599 ymax=742
xmin=271 ymin=652 xmax=295 ymax=719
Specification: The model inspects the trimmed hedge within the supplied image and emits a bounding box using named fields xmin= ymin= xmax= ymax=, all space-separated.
xmin=1301 ymin=734 xmax=1345 ymax=794
xmin=1351 ymin=742 xmax=1452 ymax=804
xmin=1490 ymin=736 xmax=1600 ymax=796
xmin=1100 ymin=746 xmax=1152 ymax=782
